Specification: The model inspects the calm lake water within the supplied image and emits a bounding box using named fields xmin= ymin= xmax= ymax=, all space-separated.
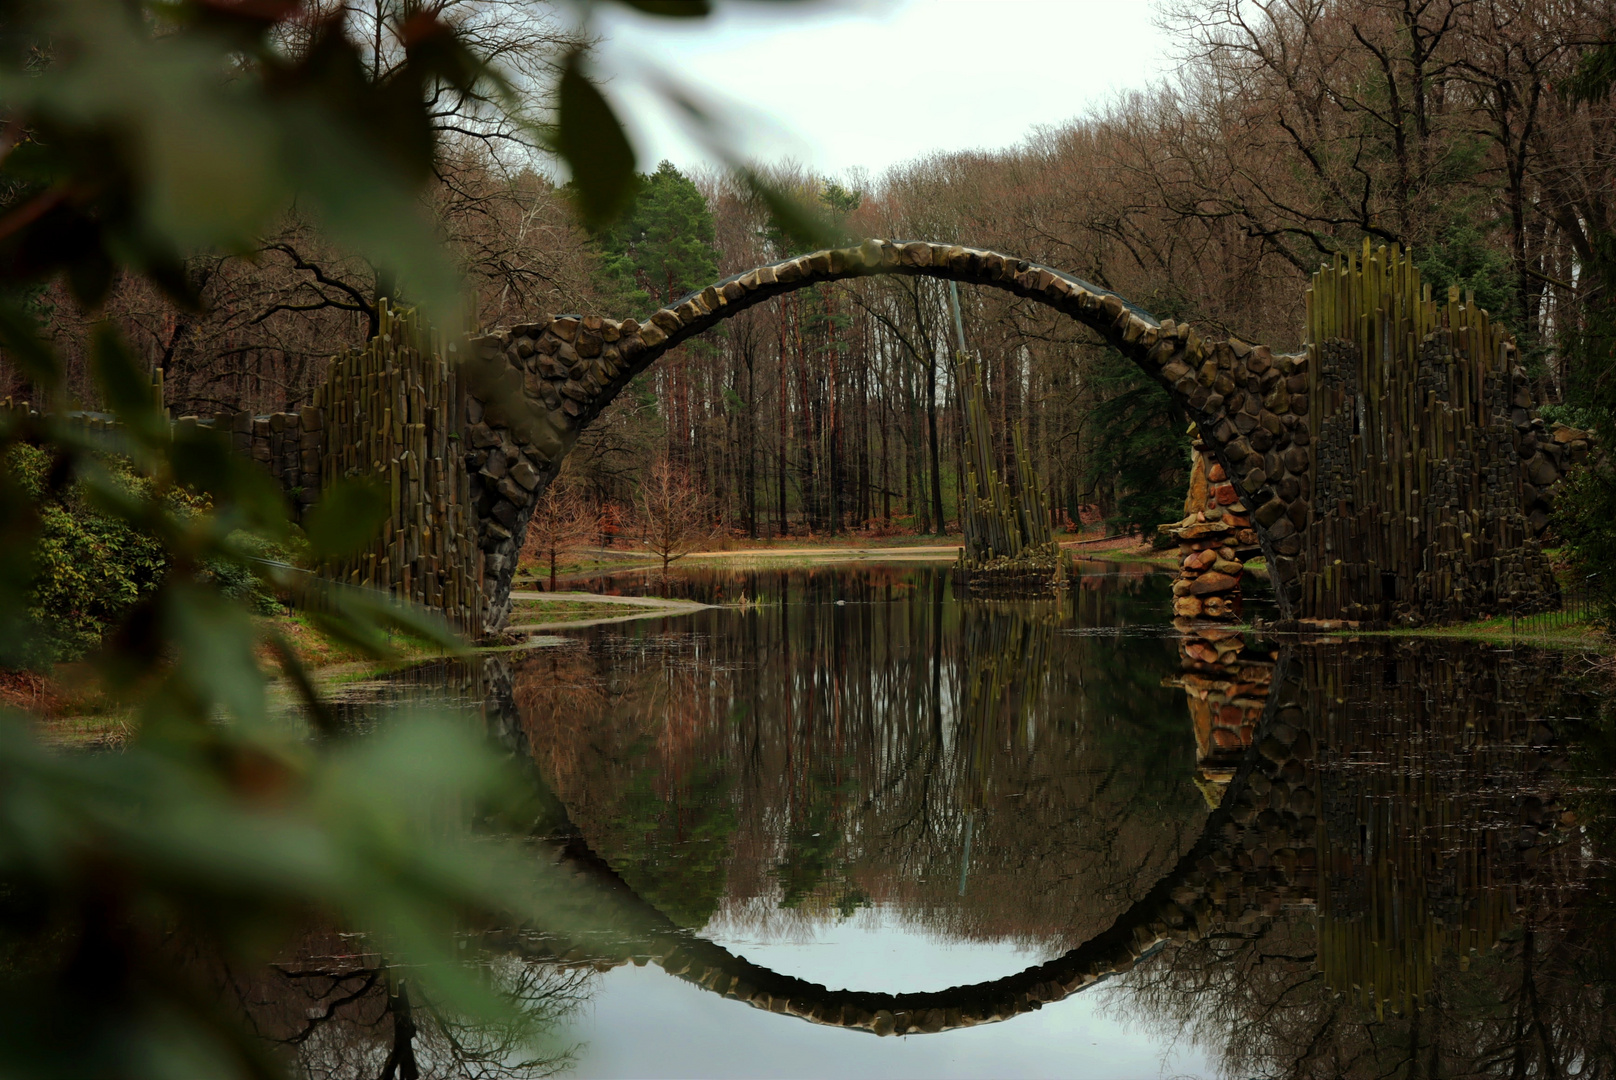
xmin=259 ymin=560 xmax=1616 ymax=1079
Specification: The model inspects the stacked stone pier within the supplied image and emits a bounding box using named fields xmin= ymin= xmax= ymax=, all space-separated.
xmin=1163 ymin=438 xmax=1263 ymax=622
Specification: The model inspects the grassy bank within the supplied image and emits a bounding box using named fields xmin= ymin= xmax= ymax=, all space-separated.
xmin=24 ymin=611 xmax=458 ymax=748
xmin=1346 ymin=611 xmax=1608 ymax=652
xmin=268 ymin=611 xmax=453 ymax=673
xmin=1071 ymin=542 xmax=1180 ymax=569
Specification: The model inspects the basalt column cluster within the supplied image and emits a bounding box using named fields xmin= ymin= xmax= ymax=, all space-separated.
xmin=953 ymin=348 xmax=1066 ymax=591
xmin=311 ymin=302 xmax=483 ymax=637
xmin=1296 ymin=242 xmax=1561 ymax=624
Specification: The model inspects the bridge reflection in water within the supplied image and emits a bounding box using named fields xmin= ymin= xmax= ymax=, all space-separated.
xmin=235 ymin=564 xmax=1610 ymax=1076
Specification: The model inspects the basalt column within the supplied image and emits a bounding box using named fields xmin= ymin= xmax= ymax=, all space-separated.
xmin=1296 ymin=241 xmax=1560 ymax=625
xmin=312 ymin=302 xmax=484 ymax=637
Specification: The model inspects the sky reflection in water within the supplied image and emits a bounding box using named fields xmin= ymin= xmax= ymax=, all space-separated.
xmin=533 ymin=561 xmax=1214 ymax=1076
xmin=293 ymin=559 xmax=1610 ymax=1079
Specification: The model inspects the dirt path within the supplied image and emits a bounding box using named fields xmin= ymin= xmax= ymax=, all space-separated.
xmin=545 ymin=539 xmax=1170 ymax=586
xmin=677 ymin=538 xmax=1164 ymax=562
xmin=677 ymin=544 xmax=960 ymax=561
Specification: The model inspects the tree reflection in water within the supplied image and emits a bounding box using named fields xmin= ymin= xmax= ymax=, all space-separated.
xmin=516 ymin=564 xmax=1203 ymax=954
xmin=192 ymin=932 xmax=594 ymax=1079
xmin=1115 ymin=635 xmax=1616 ymax=1078
xmin=216 ymin=564 xmax=1616 ymax=1072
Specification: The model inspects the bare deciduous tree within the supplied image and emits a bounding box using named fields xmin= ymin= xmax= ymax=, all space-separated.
xmin=634 ymin=458 xmax=716 ymax=574
xmin=521 ymin=481 xmax=598 ymax=590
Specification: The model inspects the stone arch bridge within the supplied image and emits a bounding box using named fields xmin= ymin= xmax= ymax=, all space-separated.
xmin=235 ymin=239 xmax=1569 ymax=632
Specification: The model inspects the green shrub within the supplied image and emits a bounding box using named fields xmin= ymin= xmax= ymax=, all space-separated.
xmin=6 ymin=444 xmax=204 ymax=665
xmin=5 ymin=445 xmax=297 ymax=665
xmin=8 ymin=444 xmax=169 ymax=665
xmin=1539 ymin=403 xmax=1601 ymax=431
xmin=201 ymin=531 xmax=294 ymax=616
xmin=1553 ymin=461 xmax=1616 ymax=624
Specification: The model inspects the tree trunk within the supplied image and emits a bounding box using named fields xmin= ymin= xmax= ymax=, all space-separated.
xmin=926 ymin=349 xmax=946 ymax=535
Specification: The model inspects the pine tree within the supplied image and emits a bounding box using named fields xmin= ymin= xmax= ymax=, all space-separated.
xmin=596 ymin=161 xmax=720 ymax=310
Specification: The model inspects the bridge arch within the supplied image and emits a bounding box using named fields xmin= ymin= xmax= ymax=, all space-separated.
xmin=461 ymin=239 xmax=1313 ymax=629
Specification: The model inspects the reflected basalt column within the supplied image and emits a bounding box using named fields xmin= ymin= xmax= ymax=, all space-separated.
xmin=1258 ymin=641 xmax=1576 ymax=1019
xmin=953 ymin=599 xmax=1058 ymax=807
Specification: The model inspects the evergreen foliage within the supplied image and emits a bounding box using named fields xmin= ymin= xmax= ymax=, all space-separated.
xmin=1082 ymin=349 xmax=1189 ymax=537
xmin=609 ymin=756 xmax=738 ymax=929
xmin=1416 ymin=222 xmax=1519 ymax=329
xmin=595 ymin=161 xmax=720 ymax=311
xmin=1553 ymin=33 xmax=1616 ymax=620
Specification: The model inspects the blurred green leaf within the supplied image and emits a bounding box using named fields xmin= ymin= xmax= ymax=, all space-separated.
xmin=554 ymin=49 xmax=639 ymax=228
xmin=0 ymin=469 xmax=42 ymax=672
xmin=88 ymin=324 xmax=165 ymax=443
xmin=735 ymin=166 xmax=845 ymax=253
xmin=0 ymin=0 xmax=821 ymax=1073
xmin=162 ymin=583 xmax=268 ymax=725
xmin=643 ymin=73 xmax=843 ymax=251
xmin=0 ymin=300 xmax=60 ymax=394
xmin=259 ymin=628 xmax=338 ymax=735
xmin=0 ymin=0 xmax=467 ymax=321
xmin=295 ymin=576 xmax=466 ymax=662
xmin=302 ymin=477 xmax=389 ymax=561
xmin=170 ymin=424 xmax=290 ymax=537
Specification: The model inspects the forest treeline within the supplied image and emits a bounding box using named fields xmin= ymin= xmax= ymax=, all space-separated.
xmin=7 ymin=0 xmax=1613 ymax=539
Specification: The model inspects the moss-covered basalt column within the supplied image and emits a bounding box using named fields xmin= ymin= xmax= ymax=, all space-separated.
xmin=1294 ymin=242 xmax=1560 ymax=626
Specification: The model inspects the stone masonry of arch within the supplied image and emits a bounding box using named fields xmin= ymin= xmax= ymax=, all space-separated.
xmin=458 ymin=239 xmax=1565 ymax=633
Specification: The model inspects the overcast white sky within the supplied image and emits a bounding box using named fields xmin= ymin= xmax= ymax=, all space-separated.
xmin=588 ymin=0 xmax=1176 ymax=184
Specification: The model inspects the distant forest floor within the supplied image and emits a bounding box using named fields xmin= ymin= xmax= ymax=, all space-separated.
xmin=517 ymin=530 xmax=1177 ymax=586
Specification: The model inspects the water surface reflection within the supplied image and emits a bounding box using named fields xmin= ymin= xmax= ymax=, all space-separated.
xmin=244 ymin=562 xmax=1615 ymax=1078
xmin=518 ymin=563 xmax=1202 ymax=965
